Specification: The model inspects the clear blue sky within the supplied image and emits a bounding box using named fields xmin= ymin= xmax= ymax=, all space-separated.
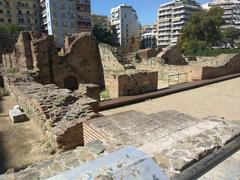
xmin=92 ymin=0 xmax=210 ymax=25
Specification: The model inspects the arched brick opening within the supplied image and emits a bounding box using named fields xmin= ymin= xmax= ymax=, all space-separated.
xmin=64 ymin=76 xmax=78 ymax=91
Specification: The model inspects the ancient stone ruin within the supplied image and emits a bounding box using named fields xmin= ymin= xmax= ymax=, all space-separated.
xmin=1 ymin=31 xmax=240 ymax=179
xmin=5 ymin=81 xmax=97 ymax=150
xmin=1 ymin=32 xmax=106 ymax=151
xmin=2 ymin=31 xmax=105 ymax=90
xmin=106 ymin=70 xmax=158 ymax=98
xmin=157 ymin=46 xmax=188 ymax=65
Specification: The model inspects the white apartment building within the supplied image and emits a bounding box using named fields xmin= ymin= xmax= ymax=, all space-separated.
xmin=40 ymin=0 xmax=91 ymax=46
xmin=110 ymin=4 xmax=140 ymax=50
xmin=157 ymin=0 xmax=201 ymax=46
xmin=201 ymin=2 xmax=211 ymax=10
xmin=210 ymin=0 xmax=240 ymax=29
xmin=141 ymin=24 xmax=157 ymax=49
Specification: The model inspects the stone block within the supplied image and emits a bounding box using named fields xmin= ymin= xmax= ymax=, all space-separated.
xmin=9 ymin=108 xmax=28 ymax=123
xmin=48 ymin=147 xmax=169 ymax=180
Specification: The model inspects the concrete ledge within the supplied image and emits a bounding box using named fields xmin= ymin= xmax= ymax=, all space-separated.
xmin=99 ymin=73 xmax=240 ymax=111
xmin=48 ymin=146 xmax=169 ymax=180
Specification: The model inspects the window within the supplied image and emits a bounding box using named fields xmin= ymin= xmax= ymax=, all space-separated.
xmin=8 ymin=18 xmax=11 ymax=23
xmin=0 ymin=18 xmax=4 ymax=22
xmin=18 ymin=18 xmax=24 ymax=23
xmin=0 ymin=9 xmax=2 ymax=14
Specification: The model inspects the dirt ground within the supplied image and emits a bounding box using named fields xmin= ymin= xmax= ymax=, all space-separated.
xmin=102 ymin=77 xmax=240 ymax=122
xmin=0 ymin=96 xmax=51 ymax=174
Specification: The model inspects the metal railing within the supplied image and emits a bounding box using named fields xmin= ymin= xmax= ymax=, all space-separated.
xmin=158 ymin=72 xmax=188 ymax=86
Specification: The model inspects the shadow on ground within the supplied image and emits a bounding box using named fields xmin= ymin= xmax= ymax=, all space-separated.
xmin=0 ymin=96 xmax=3 ymax=115
xmin=0 ymin=132 xmax=7 ymax=174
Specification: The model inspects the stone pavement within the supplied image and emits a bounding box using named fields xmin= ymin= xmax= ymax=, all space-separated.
xmin=87 ymin=110 xmax=240 ymax=177
xmin=1 ymin=110 xmax=240 ymax=179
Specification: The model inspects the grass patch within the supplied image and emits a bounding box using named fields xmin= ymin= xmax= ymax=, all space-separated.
xmin=58 ymin=50 xmax=65 ymax=56
xmin=7 ymin=68 xmax=19 ymax=74
xmin=100 ymin=90 xmax=110 ymax=100
xmin=186 ymin=48 xmax=240 ymax=57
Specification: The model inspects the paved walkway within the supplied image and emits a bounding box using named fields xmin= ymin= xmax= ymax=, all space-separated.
xmin=102 ymin=77 xmax=240 ymax=122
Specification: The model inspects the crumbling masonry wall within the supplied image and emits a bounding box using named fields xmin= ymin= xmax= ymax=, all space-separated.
xmin=53 ymin=33 xmax=105 ymax=89
xmin=107 ymin=71 xmax=158 ymax=98
xmin=98 ymin=43 xmax=126 ymax=72
xmin=2 ymin=31 xmax=105 ymax=90
xmin=202 ymin=53 xmax=240 ymax=79
xmin=4 ymin=78 xmax=97 ymax=150
xmin=137 ymin=47 xmax=162 ymax=59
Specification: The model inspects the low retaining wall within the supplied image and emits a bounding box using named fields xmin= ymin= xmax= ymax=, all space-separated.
xmin=4 ymin=78 xmax=97 ymax=150
xmin=106 ymin=71 xmax=158 ymax=98
xmin=202 ymin=53 xmax=240 ymax=79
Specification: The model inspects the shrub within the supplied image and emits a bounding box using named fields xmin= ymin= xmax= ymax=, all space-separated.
xmin=7 ymin=68 xmax=19 ymax=74
xmin=100 ymin=90 xmax=110 ymax=100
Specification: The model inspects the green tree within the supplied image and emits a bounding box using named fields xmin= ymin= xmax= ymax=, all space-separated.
xmin=177 ymin=7 xmax=224 ymax=55
xmin=222 ymin=27 xmax=240 ymax=48
xmin=92 ymin=23 xmax=113 ymax=45
xmin=0 ymin=24 xmax=20 ymax=35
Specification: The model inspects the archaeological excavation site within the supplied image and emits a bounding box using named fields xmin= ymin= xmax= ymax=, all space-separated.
xmin=0 ymin=31 xmax=240 ymax=180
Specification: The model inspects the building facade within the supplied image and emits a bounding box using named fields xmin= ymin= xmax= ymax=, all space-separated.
xmin=141 ymin=24 xmax=157 ymax=49
xmin=210 ymin=0 xmax=240 ymax=29
xmin=91 ymin=14 xmax=110 ymax=30
xmin=40 ymin=0 xmax=91 ymax=46
xmin=0 ymin=0 xmax=41 ymax=31
xmin=110 ymin=4 xmax=140 ymax=52
xmin=157 ymin=0 xmax=201 ymax=46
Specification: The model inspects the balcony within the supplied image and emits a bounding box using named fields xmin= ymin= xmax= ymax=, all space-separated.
xmin=5 ymin=13 xmax=12 ymax=17
xmin=17 ymin=13 xmax=33 ymax=17
xmin=4 ymin=5 xmax=11 ymax=9
xmin=77 ymin=0 xmax=90 ymax=5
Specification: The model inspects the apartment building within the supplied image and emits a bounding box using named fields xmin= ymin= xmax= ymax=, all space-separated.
xmin=157 ymin=0 xmax=201 ymax=46
xmin=0 ymin=0 xmax=41 ymax=31
xmin=40 ymin=0 xmax=91 ymax=46
xmin=91 ymin=14 xmax=111 ymax=30
xmin=141 ymin=24 xmax=157 ymax=49
xmin=110 ymin=4 xmax=140 ymax=52
xmin=210 ymin=0 xmax=240 ymax=29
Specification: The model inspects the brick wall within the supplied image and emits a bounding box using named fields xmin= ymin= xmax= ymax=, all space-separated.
xmin=4 ymin=78 xmax=97 ymax=151
xmin=106 ymin=71 xmax=158 ymax=98
xmin=118 ymin=71 xmax=158 ymax=96
xmin=2 ymin=31 xmax=105 ymax=91
xmin=137 ymin=47 xmax=162 ymax=59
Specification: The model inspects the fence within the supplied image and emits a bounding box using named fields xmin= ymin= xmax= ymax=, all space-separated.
xmin=159 ymin=72 xmax=188 ymax=86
